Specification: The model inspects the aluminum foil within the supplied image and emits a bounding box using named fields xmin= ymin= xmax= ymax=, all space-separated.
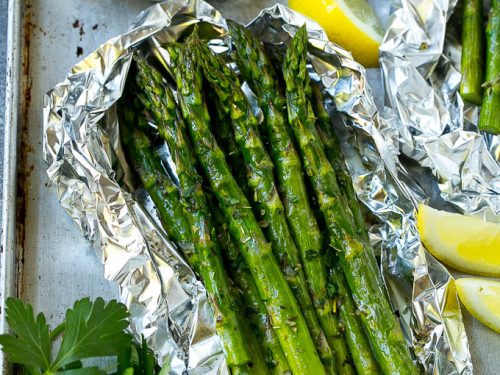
xmin=380 ymin=0 xmax=500 ymax=219
xmin=43 ymin=1 xmax=472 ymax=374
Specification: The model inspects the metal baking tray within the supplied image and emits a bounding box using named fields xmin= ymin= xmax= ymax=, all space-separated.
xmin=0 ymin=0 xmax=497 ymax=373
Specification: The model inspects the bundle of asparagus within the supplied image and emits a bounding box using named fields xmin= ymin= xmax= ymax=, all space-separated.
xmin=118 ymin=24 xmax=419 ymax=375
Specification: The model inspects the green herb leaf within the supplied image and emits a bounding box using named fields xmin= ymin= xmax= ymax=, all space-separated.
xmin=0 ymin=298 xmax=51 ymax=369
xmin=0 ymin=296 xmax=159 ymax=374
xmin=51 ymin=297 xmax=131 ymax=369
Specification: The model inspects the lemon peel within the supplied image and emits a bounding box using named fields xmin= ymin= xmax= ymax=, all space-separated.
xmin=417 ymin=204 xmax=500 ymax=277
xmin=289 ymin=0 xmax=383 ymax=67
xmin=456 ymin=278 xmax=500 ymax=333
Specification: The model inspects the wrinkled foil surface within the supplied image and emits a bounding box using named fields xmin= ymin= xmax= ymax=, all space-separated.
xmin=43 ymin=1 xmax=472 ymax=374
xmin=380 ymin=0 xmax=500 ymax=219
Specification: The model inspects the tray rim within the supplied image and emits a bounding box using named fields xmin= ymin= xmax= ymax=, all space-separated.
xmin=0 ymin=0 xmax=22 ymax=371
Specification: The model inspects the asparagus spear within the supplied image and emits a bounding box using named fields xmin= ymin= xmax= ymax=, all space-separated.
xmin=119 ymin=85 xmax=253 ymax=371
xmin=228 ymin=21 xmax=354 ymax=375
xmin=119 ymin=104 xmax=198 ymax=267
xmin=310 ymin=84 xmax=367 ymax=243
xmin=310 ymin=83 xmax=384 ymax=282
xmin=460 ymin=0 xmax=485 ymax=105
xmin=329 ymin=263 xmax=381 ymax=375
xmin=193 ymin=39 xmax=336 ymax=374
xmin=206 ymin=91 xmax=252 ymax=198
xmin=231 ymin=283 xmax=272 ymax=375
xmin=283 ymin=26 xmax=418 ymax=375
xmin=479 ymin=0 xmax=500 ymax=134
xmin=210 ymin=197 xmax=291 ymax=375
xmin=167 ymin=41 xmax=326 ymax=375
xmin=311 ymin=84 xmax=382 ymax=375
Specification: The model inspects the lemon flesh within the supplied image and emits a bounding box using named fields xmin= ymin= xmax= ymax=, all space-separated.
xmin=456 ymin=278 xmax=500 ymax=333
xmin=288 ymin=0 xmax=384 ymax=67
xmin=417 ymin=204 xmax=500 ymax=277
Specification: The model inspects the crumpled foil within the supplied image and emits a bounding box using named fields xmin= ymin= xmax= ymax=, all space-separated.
xmin=380 ymin=0 xmax=500 ymax=219
xmin=43 ymin=1 xmax=472 ymax=374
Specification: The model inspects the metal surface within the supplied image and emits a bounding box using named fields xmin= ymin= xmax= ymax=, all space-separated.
xmin=0 ymin=0 xmax=22 ymax=372
xmin=0 ymin=0 xmax=497 ymax=373
xmin=0 ymin=0 xmax=8 ymax=182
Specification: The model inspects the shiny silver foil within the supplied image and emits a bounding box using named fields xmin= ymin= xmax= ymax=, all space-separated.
xmin=43 ymin=1 xmax=472 ymax=373
xmin=380 ymin=0 xmax=500 ymax=219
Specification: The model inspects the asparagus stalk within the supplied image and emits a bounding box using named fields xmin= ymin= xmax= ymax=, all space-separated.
xmin=119 ymin=105 xmax=198 ymax=267
xmin=460 ymin=0 xmax=485 ymax=105
xmin=206 ymin=91 xmax=252 ymax=198
xmin=192 ymin=38 xmax=336 ymax=374
xmin=311 ymin=83 xmax=383 ymax=283
xmin=167 ymin=41 xmax=326 ymax=375
xmin=479 ymin=0 xmax=500 ymax=134
xmin=329 ymin=264 xmax=381 ymax=375
xmin=232 ymin=284 xmax=273 ymax=375
xmin=310 ymin=84 xmax=368 ymax=244
xmin=210 ymin=197 xmax=291 ymax=375
xmin=119 ymin=95 xmax=254 ymax=371
xmin=311 ymin=84 xmax=382 ymax=375
xmin=228 ymin=21 xmax=354 ymax=375
xmin=283 ymin=26 xmax=418 ymax=375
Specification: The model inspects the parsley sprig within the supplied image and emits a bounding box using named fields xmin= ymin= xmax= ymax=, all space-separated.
xmin=0 ymin=297 xmax=159 ymax=374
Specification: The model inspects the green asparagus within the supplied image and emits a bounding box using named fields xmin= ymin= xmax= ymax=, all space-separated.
xmin=194 ymin=38 xmax=337 ymax=374
xmin=311 ymin=83 xmax=382 ymax=283
xmin=228 ymin=21 xmax=354 ymax=375
xmin=311 ymin=84 xmax=382 ymax=375
xmin=283 ymin=26 xmax=418 ymax=375
xmin=210 ymin=197 xmax=291 ymax=375
xmin=310 ymin=84 xmax=367 ymax=243
xmin=120 ymin=82 xmax=253 ymax=371
xmin=479 ymin=0 xmax=500 ymax=134
xmin=167 ymin=41 xmax=326 ymax=375
xmin=460 ymin=0 xmax=485 ymax=105
xmin=206 ymin=91 xmax=252 ymax=198
xmin=231 ymin=283 xmax=272 ymax=375
xmin=329 ymin=263 xmax=381 ymax=375
xmin=119 ymin=103 xmax=198 ymax=267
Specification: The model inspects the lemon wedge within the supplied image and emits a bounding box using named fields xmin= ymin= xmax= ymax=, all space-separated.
xmin=456 ymin=278 xmax=500 ymax=333
xmin=288 ymin=0 xmax=384 ymax=67
xmin=416 ymin=204 xmax=500 ymax=277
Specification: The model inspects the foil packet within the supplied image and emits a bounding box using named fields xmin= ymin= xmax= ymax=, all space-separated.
xmin=380 ymin=0 xmax=500 ymax=219
xmin=43 ymin=1 xmax=473 ymax=374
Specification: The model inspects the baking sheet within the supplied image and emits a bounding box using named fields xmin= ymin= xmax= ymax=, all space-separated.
xmin=0 ymin=0 xmax=498 ymax=373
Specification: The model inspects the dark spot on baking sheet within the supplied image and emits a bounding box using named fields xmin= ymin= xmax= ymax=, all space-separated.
xmin=72 ymin=19 xmax=80 ymax=28
xmin=92 ymin=24 xmax=98 ymax=30
xmin=79 ymin=24 xmax=85 ymax=39
xmin=76 ymin=46 xmax=83 ymax=57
